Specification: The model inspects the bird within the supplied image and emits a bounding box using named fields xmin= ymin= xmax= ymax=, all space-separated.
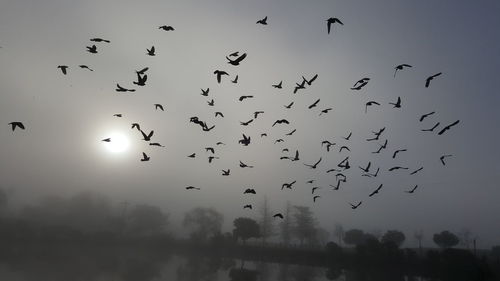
xmin=405 ymin=185 xmax=419 ymax=194
xmin=228 ymin=51 xmax=239 ymax=57
xmin=389 ymin=96 xmax=402 ymax=108
xmin=256 ymin=16 xmax=268 ymax=25
xmin=365 ymin=101 xmax=380 ymax=113
xmin=293 ymin=80 xmax=306 ymax=93
xmin=285 ymin=129 xmax=297 ymax=136
xmin=313 ymin=195 xmax=321 ymax=202
xmin=187 ymin=153 xmax=196 ymax=158
xmin=205 ymin=147 xmax=215 ymax=154
xmin=240 ymin=119 xmax=254 ymax=126
xmin=133 ymin=73 xmax=148 ymax=86
xmin=136 ymin=67 xmax=149 ymax=75
xmin=339 ymin=146 xmax=350 ymax=153
xmin=159 ymin=25 xmax=175 ymax=31
xmin=239 ymin=95 xmax=254 ymax=101
xmin=437 ymin=120 xmax=460 ymax=135
xmin=131 ymin=123 xmax=141 ymax=130
xmin=186 ymin=186 xmax=200 ymax=190
xmin=284 ymin=102 xmax=294 ymax=109
xmin=215 ymin=112 xmax=224 ymax=118
xmin=349 ymin=201 xmax=362 ymax=209
xmin=272 ymin=119 xmax=290 ymax=126
xmin=273 ymin=213 xmax=284 ymax=219
xmin=388 ymin=166 xmax=409 ymax=171
xmin=282 ymin=180 xmax=297 ymax=190
xmin=304 ymin=157 xmax=322 ymax=169
xmin=253 ymin=111 xmax=264 ymax=119
xmin=326 ymin=17 xmax=343 ymax=34
xmin=90 ymin=38 xmax=110 ymax=43
xmin=303 ymin=74 xmax=319 ymax=86
xmin=231 ymin=75 xmax=239 ymax=83
xmin=244 ymin=188 xmax=256 ymax=194
xmin=312 ymin=187 xmax=321 ymax=194
xmin=321 ymin=140 xmax=335 ymax=152
xmin=421 ymin=122 xmax=440 ymax=132
xmin=394 ymin=64 xmax=412 ymax=77
xmin=336 ymin=173 xmax=347 ymax=182
xmin=239 ymin=134 xmax=251 ymax=146
xmin=243 ymin=205 xmax=252 ymax=209
xmin=272 ymin=81 xmax=283 ymax=89
xmin=368 ymin=184 xmax=383 ymax=197
xmin=216 ymin=142 xmax=226 ymax=146
xmin=79 ymin=65 xmax=93 ymax=71
xmin=359 ymin=162 xmax=371 ymax=173
xmin=319 ymin=108 xmax=332 ymax=116
xmin=201 ymin=88 xmax=209 ymax=96
xmin=101 ymin=138 xmax=111 ymax=142
xmin=207 ymin=99 xmax=215 ymax=106
xmin=351 ymin=78 xmax=370 ymax=90
xmin=208 ymin=156 xmax=219 ymax=163
xmin=392 ymin=149 xmax=407 ymax=159
xmin=343 ymin=132 xmax=352 ymax=140
xmin=364 ymin=167 xmax=380 ymax=178
xmin=410 ymin=166 xmax=424 ymax=175
xmin=308 ymin=99 xmax=320 ymax=109
xmin=419 ymin=111 xmax=436 ymax=122
xmin=306 ymin=180 xmax=315 ymax=184
xmin=330 ymin=181 xmax=341 ymax=190
xmin=115 ymin=84 xmax=135 ymax=92
xmin=140 ymin=130 xmax=154 ymax=141
xmin=239 ymin=161 xmax=253 ymax=168
xmin=8 ymin=121 xmax=25 ymax=131
xmin=440 ymin=154 xmax=452 ymax=165
xmin=425 ymin=72 xmax=442 ymax=88
xmin=149 ymin=143 xmax=165 ymax=147
xmin=57 ymin=65 xmax=68 ymax=75
xmin=140 ymin=152 xmax=150 ymax=162
xmin=154 ymin=104 xmax=164 ymax=111
xmin=222 ymin=169 xmax=230 ymax=176
xmin=146 ymin=46 xmax=155 ymax=56
xmin=226 ymin=53 xmax=247 ymax=66
xmin=214 ymin=70 xmax=229 ymax=83
xmin=113 ymin=114 xmax=122 ymax=117
xmin=86 ymin=45 xmax=97 ymax=54
xmin=260 ymin=133 xmax=267 ymax=137
xmin=274 ymin=139 xmax=284 ymax=144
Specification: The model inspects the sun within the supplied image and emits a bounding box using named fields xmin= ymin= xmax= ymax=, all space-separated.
xmin=104 ymin=132 xmax=130 ymax=153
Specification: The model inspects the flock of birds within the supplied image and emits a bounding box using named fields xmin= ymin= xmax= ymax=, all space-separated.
xmin=6 ymin=15 xmax=461 ymax=219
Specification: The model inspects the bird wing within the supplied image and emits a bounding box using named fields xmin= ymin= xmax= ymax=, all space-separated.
xmin=234 ymin=53 xmax=247 ymax=63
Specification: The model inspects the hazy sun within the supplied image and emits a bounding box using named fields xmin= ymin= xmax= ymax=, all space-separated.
xmin=105 ymin=132 xmax=130 ymax=153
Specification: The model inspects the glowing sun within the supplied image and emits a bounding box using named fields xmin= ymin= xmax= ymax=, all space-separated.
xmin=104 ymin=132 xmax=130 ymax=153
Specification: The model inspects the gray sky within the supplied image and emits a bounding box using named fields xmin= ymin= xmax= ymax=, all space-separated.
xmin=1 ymin=0 xmax=499 ymax=247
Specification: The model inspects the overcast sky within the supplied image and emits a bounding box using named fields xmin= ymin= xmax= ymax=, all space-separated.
xmin=1 ymin=0 xmax=499 ymax=247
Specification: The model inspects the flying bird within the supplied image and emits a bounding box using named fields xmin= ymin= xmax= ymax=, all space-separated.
xmin=368 ymin=184 xmax=383 ymax=197
xmin=90 ymin=38 xmax=110 ymax=43
xmin=272 ymin=81 xmax=282 ymax=89
xmin=419 ymin=111 xmax=436 ymax=122
xmin=312 ymin=186 xmax=321 ymax=194
xmin=392 ymin=149 xmax=407 ymax=159
xmin=159 ymin=25 xmax=174 ymax=31
xmin=343 ymin=132 xmax=352 ymax=140
xmin=239 ymin=95 xmax=254 ymax=101
xmin=253 ymin=111 xmax=264 ymax=119
xmin=205 ymin=147 xmax=215 ymax=154
xmin=440 ymin=154 xmax=452 ymax=165
xmin=226 ymin=53 xmax=247 ymax=66
xmin=115 ymin=84 xmax=135 ymax=92
xmin=273 ymin=213 xmax=284 ymax=219
xmin=365 ymin=101 xmax=380 ymax=113
xmin=349 ymin=201 xmax=362 ymax=209
xmin=133 ymin=73 xmax=148 ymax=86
xmin=319 ymin=108 xmax=332 ymax=116
xmin=272 ymin=119 xmax=290 ymax=126
xmin=201 ymin=88 xmax=209 ymax=96
xmin=240 ymin=119 xmax=254 ymax=126
xmin=351 ymin=78 xmax=370 ymax=90
xmin=146 ymin=46 xmax=155 ymax=56
xmin=231 ymin=75 xmax=239 ymax=83
xmin=304 ymin=157 xmax=322 ymax=169
xmin=140 ymin=130 xmax=154 ymax=141
xmin=222 ymin=169 xmax=230 ymax=176
xmin=101 ymin=138 xmax=111 ymax=142
xmin=140 ymin=152 xmax=150 ymax=162
xmin=389 ymin=96 xmax=402 ymax=108
xmin=187 ymin=153 xmax=196 ymax=158
xmin=285 ymin=129 xmax=297 ymax=136
xmin=394 ymin=64 xmax=412 ymax=77
xmin=228 ymin=51 xmax=239 ymax=57
xmin=208 ymin=156 xmax=219 ymax=163
xmin=256 ymin=16 xmax=268 ymax=25
xmin=281 ymin=180 xmax=297 ymax=190
xmin=8 ymin=122 xmax=25 ymax=131
xmin=359 ymin=162 xmax=371 ymax=173
xmin=421 ymin=122 xmax=440 ymax=132
xmin=113 ymin=114 xmax=122 ymax=117
xmin=437 ymin=120 xmax=460 ymax=135
xmin=79 ymin=65 xmax=93 ymax=71
xmin=303 ymin=74 xmax=319 ymax=86
xmin=239 ymin=161 xmax=254 ymax=168
xmin=244 ymin=188 xmax=256 ymax=194
xmin=131 ymin=123 xmax=140 ymax=130
xmin=186 ymin=186 xmax=200 ymax=190
xmin=136 ymin=67 xmax=149 ymax=75
xmin=154 ymin=104 xmax=164 ymax=111
xmin=214 ymin=70 xmax=229 ymax=83
xmin=284 ymin=101 xmax=294 ymax=109
xmin=410 ymin=166 xmax=423 ymax=175
xmin=207 ymin=99 xmax=215 ymax=106
xmin=405 ymin=185 xmax=419 ymax=194
xmin=425 ymin=72 xmax=442 ymax=88
xmin=339 ymin=146 xmax=350 ymax=153
xmin=86 ymin=45 xmax=97 ymax=54
xmin=326 ymin=17 xmax=343 ymax=34
xmin=388 ymin=166 xmax=409 ymax=171
xmin=308 ymin=99 xmax=320 ymax=109
xmin=239 ymin=134 xmax=251 ymax=146
xmin=313 ymin=195 xmax=321 ymax=203
xmin=215 ymin=112 xmax=224 ymax=118
xmin=243 ymin=205 xmax=252 ymax=209
xmin=57 ymin=65 xmax=68 ymax=75
xmin=150 ymin=143 xmax=165 ymax=147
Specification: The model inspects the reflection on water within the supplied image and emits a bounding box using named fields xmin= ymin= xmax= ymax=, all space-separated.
xmin=0 ymin=252 xmax=430 ymax=281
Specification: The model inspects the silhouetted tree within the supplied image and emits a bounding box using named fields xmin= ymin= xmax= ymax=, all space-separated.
xmin=325 ymin=241 xmax=342 ymax=259
xmin=433 ymin=230 xmax=459 ymax=249
xmin=127 ymin=204 xmax=168 ymax=236
xmin=183 ymin=207 xmax=223 ymax=242
xmin=258 ymin=196 xmax=274 ymax=245
xmin=414 ymin=229 xmax=424 ymax=255
xmin=233 ymin=217 xmax=260 ymax=244
xmin=491 ymin=245 xmax=500 ymax=264
xmin=458 ymin=228 xmax=472 ymax=250
xmin=292 ymin=205 xmax=316 ymax=246
xmin=333 ymin=223 xmax=344 ymax=246
xmin=279 ymin=201 xmax=292 ymax=245
xmin=381 ymin=230 xmax=406 ymax=248
xmin=343 ymin=229 xmax=366 ymax=246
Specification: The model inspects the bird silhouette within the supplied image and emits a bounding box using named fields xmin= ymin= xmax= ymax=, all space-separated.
xmin=140 ymin=152 xmax=150 ymax=162
xmin=201 ymin=88 xmax=209 ymax=96
xmin=392 ymin=149 xmax=407 ymax=159
xmin=150 ymin=142 xmax=165 ymax=147
xmin=239 ymin=95 xmax=253 ymax=101
xmin=228 ymin=51 xmax=239 ymax=57
xmin=364 ymin=167 xmax=380 ymax=178
xmin=425 ymin=72 xmax=442 ymax=88
xmin=113 ymin=114 xmax=122 ymax=117
xmin=222 ymin=169 xmax=230 ymax=176
xmin=239 ymin=161 xmax=253 ymax=168
xmin=146 ymin=46 xmax=155 ymax=56
xmin=336 ymin=173 xmax=347 ymax=182
xmin=394 ymin=64 xmax=412 ymax=77
xmin=207 ymin=99 xmax=215 ymax=106
xmin=405 ymin=185 xmax=419 ymax=194
xmin=243 ymin=205 xmax=252 ymax=209
xmin=272 ymin=119 xmax=290 ymax=126
xmin=240 ymin=119 xmax=254 ymax=126
xmin=187 ymin=153 xmax=196 ymax=158
xmin=312 ymin=187 xmax=321 ymax=194
xmin=101 ymin=138 xmax=111 ymax=142
xmin=216 ymin=142 xmax=226 ymax=145
xmin=339 ymin=146 xmax=350 ymax=153
xmin=351 ymin=78 xmax=370 ymax=90
xmin=419 ymin=111 xmax=436 ymax=122
xmin=359 ymin=162 xmax=371 ymax=173
xmin=273 ymin=213 xmax=284 ymax=219
xmin=365 ymin=101 xmax=380 ymax=113
xmin=159 ymin=25 xmax=175 ymax=31
xmin=440 ymin=154 xmax=452 ymax=165
xmin=140 ymin=130 xmax=154 ymax=141
xmin=244 ymin=188 xmax=256 ymax=194
xmin=231 ymin=75 xmax=239 ymax=83
xmin=282 ymin=180 xmax=297 ymax=190
xmin=349 ymin=201 xmax=362 ymax=209
xmin=116 ymin=84 xmax=135 ymax=92
xmin=303 ymin=74 xmax=319 ymax=86
xmin=239 ymin=134 xmax=251 ymax=146
xmin=368 ymin=184 xmax=383 ymax=197
xmin=293 ymin=80 xmax=306 ymax=93
xmin=136 ymin=67 xmax=149 ymax=75
xmin=253 ymin=111 xmax=264 ymax=119
xmin=308 ymin=99 xmax=320 ymax=109
xmin=90 ymin=38 xmax=111 ymax=43
xmin=274 ymin=139 xmax=284 ymax=144
xmin=79 ymin=65 xmax=93 ymax=71
xmin=389 ymin=96 xmax=401 ymax=108
xmin=421 ymin=122 xmax=440 ymax=132
xmin=186 ymin=186 xmax=201 ymax=190
xmin=260 ymin=133 xmax=267 ymax=137
xmin=285 ymin=129 xmax=297 ymax=136
xmin=319 ymin=108 xmax=332 ymax=116
xmin=208 ymin=156 xmax=219 ymax=163
xmin=86 ymin=45 xmax=97 ymax=54
xmin=215 ymin=112 xmax=224 ymax=118
xmin=330 ymin=181 xmax=341 ymax=190
xmin=343 ymin=132 xmax=352 ymax=140
xmin=304 ymin=157 xmax=322 ymax=169
xmin=284 ymin=101 xmax=294 ymax=109
xmin=256 ymin=16 xmax=268 ymax=25
xmin=131 ymin=123 xmax=140 ymax=130
xmin=214 ymin=70 xmax=229 ymax=83
xmin=409 ymin=166 xmax=423 ymax=175
xmin=133 ymin=73 xmax=148 ymax=86
xmin=326 ymin=17 xmax=343 ymax=34
xmin=306 ymin=179 xmax=315 ymax=184
xmin=154 ymin=104 xmax=164 ymax=111
xmin=205 ymin=147 xmax=215 ymax=154
xmin=57 ymin=65 xmax=68 ymax=75
xmin=226 ymin=53 xmax=247 ymax=66
xmin=313 ymin=195 xmax=321 ymax=202
xmin=388 ymin=166 xmax=409 ymax=171
xmin=8 ymin=122 xmax=25 ymax=131
xmin=437 ymin=120 xmax=459 ymax=135
xmin=321 ymin=140 xmax=335 ymax=152
xmin=272 ymin=81 xmax=283 ymax=88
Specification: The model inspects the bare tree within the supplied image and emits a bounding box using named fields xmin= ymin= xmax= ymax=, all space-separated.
xmin=414 ymin=229 xmax=424 ymax=255
xmin=183 ymin=207 xmax=223 ymax=242
xmin=333 ymin=223 xmax=344 ymax=246
xmin=292 ymin=205 xmax=317 ymax=246
xmin=258 ymin=196 xmax=274 ymax=245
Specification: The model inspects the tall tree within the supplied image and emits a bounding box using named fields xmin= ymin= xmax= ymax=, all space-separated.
xmin=183 ymin=207 xmax=223 ymax=242
xmin=233 ymin=217 xmax=260 ymax=244
xmin=433 ymin=230 xmax=459 ymax=249
xmin=292 ymin=205 xmax=317 ymax=246
xmin=458 ymin=228 xmax=472 ymax=250
xmin=343 ymin=229 xmax=366 ymax=246
xmin=414 ymin=229 xmax=424 ymax=255
xmin=333 ymin=223 xmax=345 ymax=246
xmin=279 ymin=201 xmax=292 ymax=245
xmin=258 ymin=196 xmax=274 ymax=245
xmin=381 ymin=230 xmax=406 ymax=248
